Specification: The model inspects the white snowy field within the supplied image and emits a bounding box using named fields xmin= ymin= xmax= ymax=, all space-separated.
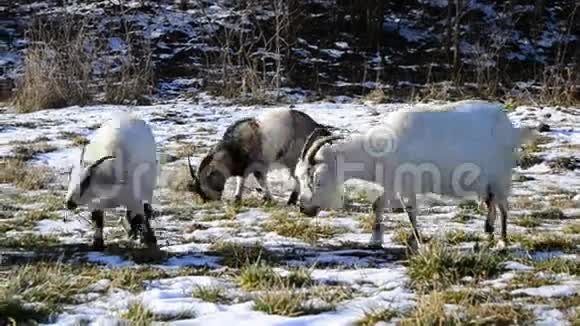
xmin=0 ymin=100 xmax=578 ymax=325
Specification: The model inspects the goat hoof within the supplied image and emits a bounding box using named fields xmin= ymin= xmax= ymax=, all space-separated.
xmin=141 ymin=232 xmax=157 ymax=247
xmin=92 ymin=239 xmax=104 ymax=251
xmin=287 ymin=192 xmax=298 ymax=206
xmin=262 ymin=195 xmax=273 ymax=203
xmin=368 ymin=240 xmax=383 ymax=249
xmin=369 ymin=231 xmax=384 ymax=247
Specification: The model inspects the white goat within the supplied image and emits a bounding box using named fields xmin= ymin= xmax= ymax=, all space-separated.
xmin=65 ymin=113 xmax=158 ymax=249
xmin=295 ymin=101 xmax=533 ymax=247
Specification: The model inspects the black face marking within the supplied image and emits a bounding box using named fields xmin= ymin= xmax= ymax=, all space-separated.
xmin=79 ymin=173 xmax=92 ymax=197
xmin=276 ymin=149 xmax=285 ymax=160
xmin=208 ymin=170 xmax=226 ymax=192
xmin=196 ymin=117 xmax=261 ymax=200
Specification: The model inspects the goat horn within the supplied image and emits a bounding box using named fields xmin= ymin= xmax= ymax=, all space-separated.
xmin=306 ymin=135 xmax=343 ymax=165
xmin=300 ymin=128 xmax=332 ymax=160
xmin=80 ymin=145 xmax=86 ymax=165
xmin=88 ymin=155 xmax=115 ymax=171
xmin=187 ymin=155 xmax=198 ymax=182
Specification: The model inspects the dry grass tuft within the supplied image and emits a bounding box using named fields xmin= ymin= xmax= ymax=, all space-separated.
xmin=11 ymin=142 xmax=57 ymax=161
xmin=13 ymin=16 xmax=95 ymax=112
xmin=363 ymin=88 xmax=389 ymax=104
xmin=264 ymin=210 xmax=347 ymax=244
xmin=120 ymin=303 xmax=154 ymax=325
xmin=238 ymin=264 xmax=314 ymax=292
xmin=253 ymin=289 xmax=333 ymax=317
xmin=192 ymin=286 xmax=229 ymax=303
xmin=0 ymin=159 xmax=54 ymax=190
xmin=512 ymin=233 xmax=575 ymax=252
xmin=513 ymin=216 xmax=542 ymax=228
xmin=507 ymin=272 xmax=558 ymax=290
xmin=510 ymin=197 xmax=544 ymax=210
xmin=457 ymin=199 xmax=483 ymax=214
xmin=357 ymin=307 xmax=400 ymax=326
xmin=59 ymin=131 xmax=89 ymax=146
xmin=0 ymin=234 xmax=60 ymax=249
xmin=399 ymin=291 xmax=535 ymax=325
xmin=238 ymin=263 xmax=278 ymax=291
xmin=563 ymin=223 xmax=580 ymax=234
xmin=444 ymin=230 xmax=482 ymax=245
xmin=210 ymin=241 xmax=275 ymax=268
xmin=518 ymin=153 xmax=544 ymax=169
xmin=399 ymin=292 xmax=454 ymax=325
xmin=357 ymin=214 xmax=376 ymax=233
xmin=0 ymin=297 xmax=55 ymax=324
xmin=407 ymin=241 xmax=504 ymax=290
xmin=530 ymin=208 xmax=568 ymax=220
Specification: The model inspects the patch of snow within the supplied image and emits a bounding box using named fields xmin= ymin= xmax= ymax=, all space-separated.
xmin=502 ymin=261 xmax=534 ymax=272
xmin=164 ymin=255 xmax=221 ymax=268
xmin=321 ymin=49 xmax=344 ymax=58
xmin=85 ymin=252 xmax=134 ymax=267
xmin=511 ymin=284 xmax=579 ymax=298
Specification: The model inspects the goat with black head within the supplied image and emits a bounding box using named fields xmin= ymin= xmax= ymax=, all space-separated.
xmin=188 ymin=109 xmax=332 ymax=205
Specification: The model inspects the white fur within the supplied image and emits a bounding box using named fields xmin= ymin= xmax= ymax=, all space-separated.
xmin=66 ymin=113 xmax=157 ymax=215
xmin=296 ymin=101 xmax=530 ymax=244
xmin=257 ymin=110 xmax=295 ymax=163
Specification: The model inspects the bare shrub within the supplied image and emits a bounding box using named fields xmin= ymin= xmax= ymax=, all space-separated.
xmin=0 ymin=159 xmax=54 ymax=190
xmin=198 ymin=0 xmax=297 ymax=103
xmin=102 ymin=39 xmax=154 ymax=104
xmin=13 ymin=15 xmax=96 ymax=113
xmin=100 ymin=3 xmax=154 ymax=105
xmin=538 ymin=65 xmax=578 ymax=105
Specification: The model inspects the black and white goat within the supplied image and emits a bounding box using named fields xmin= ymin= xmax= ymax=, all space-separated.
xmin=189 ymin=109 xmax=331 ymax=204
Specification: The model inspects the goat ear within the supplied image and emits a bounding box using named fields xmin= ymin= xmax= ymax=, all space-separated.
xmin=301 ymin=128 xmax=332 ymax=161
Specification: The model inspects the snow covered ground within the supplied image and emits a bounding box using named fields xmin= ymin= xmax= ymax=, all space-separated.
xmin=0 ymin=100 xmax=578 ymax=325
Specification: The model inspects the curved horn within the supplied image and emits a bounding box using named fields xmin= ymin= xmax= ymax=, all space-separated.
xmin=300 ymin=128 xmax=332 ymax=160
xmin=88 ymin=155 xmax=115 ymax=171
xmin=306 ymin=135 xmax=344 ymax=165
xmin=187 ymin=155 xmax=198 ymax=182
xmin=80 ymin=145 xmax=86 ymax=165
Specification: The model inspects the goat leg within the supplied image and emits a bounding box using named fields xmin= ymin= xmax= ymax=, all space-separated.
xmin=370 ymin=195 xmax=385 ymax=246
xmin=253 ymin=171 xmax=272 ymax=202
xmin=233 ymin=176 xmax=245 ymax=204
xmin=141 ymin=203 xmax=157 ymax=248
xmin=286 ymin=176 xmax=299 ymax=205
xmin=91 ymin=210 xmax=105 ymax=250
